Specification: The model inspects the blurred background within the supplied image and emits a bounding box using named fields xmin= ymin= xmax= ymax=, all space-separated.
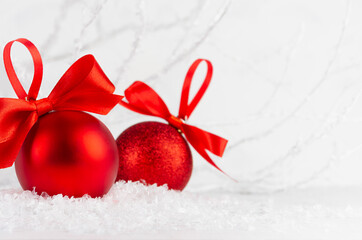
xmin=0 ymin=0 xmax=361 ymax=193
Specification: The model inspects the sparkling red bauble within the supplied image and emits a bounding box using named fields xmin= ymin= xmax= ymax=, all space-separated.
xmin=15 ymin=111 xmax=119 ymax=198
xmin=116 ymin=121 xmax=192 ymax=191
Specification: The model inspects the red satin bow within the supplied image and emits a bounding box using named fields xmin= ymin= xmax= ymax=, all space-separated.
xmin=119 ymin=59 xmax=228 ymax=174
xmin=0 ymin=38 xmax=122 ymax=168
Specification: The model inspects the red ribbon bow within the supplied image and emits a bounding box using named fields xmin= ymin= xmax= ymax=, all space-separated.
xmin=0 ymin=38 xmax=122 ymax=168
xmin=119 ymin=59 xmax=228 ymax=174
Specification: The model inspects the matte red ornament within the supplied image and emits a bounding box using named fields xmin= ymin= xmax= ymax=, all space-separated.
xmin=16 ymin=111 xmax=119 ymax=197
xmin=116 ymin=121 xmax=192 ymax=190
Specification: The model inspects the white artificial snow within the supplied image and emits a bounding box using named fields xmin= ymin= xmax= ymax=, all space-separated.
xmin=1 ymin=180 xmax=362 ymax=239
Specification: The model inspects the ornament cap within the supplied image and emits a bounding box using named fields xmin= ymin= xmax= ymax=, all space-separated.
xmin=167 ymin=115 xmax=184 ymax=131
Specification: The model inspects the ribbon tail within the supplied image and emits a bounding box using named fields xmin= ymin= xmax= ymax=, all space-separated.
xmin=182 ymin=124 xmax=235 ymax=180
xmin=0 ymin=125 xmax=33 ymax=168
xmin=0 ymin=99 xmax=38 ymax=168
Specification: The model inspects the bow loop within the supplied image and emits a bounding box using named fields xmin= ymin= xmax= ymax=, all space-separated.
xmin=178 ymin=59 xmax=213 ymax=120
xmin=119 ymin=59 xmax=228 ymax=176
xmin=48 ymin=54 xmax=122 ymax=115
xmin=0 ymin=38 xmax=121 ymax=168
xmin=119 ymin=81 xmax=171 ymax=119
xmin=3 ymin=38 xmax=43 ymax=100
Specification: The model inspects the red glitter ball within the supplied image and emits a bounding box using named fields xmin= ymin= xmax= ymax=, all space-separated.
xmin=15 ymin=111 xmax=119 ymax=198
xmin=116 ymin=121 xmax=192 ymax=190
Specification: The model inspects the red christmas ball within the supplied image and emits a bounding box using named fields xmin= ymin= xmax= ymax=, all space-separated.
xmin=15 ymin=111 xmax=119 ymax=198
xmin=116 ymin=121 xmax=192 ymax=190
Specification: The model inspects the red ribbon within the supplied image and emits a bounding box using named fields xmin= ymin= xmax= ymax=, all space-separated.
xmin=119 ymin=59 xmax=228 ymax=174
xmin=0 ymin=38 xmax=122 ymax=168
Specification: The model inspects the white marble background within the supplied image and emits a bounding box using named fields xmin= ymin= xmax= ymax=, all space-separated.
xmin=0 ymin=0 xmax=361 ymax=193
